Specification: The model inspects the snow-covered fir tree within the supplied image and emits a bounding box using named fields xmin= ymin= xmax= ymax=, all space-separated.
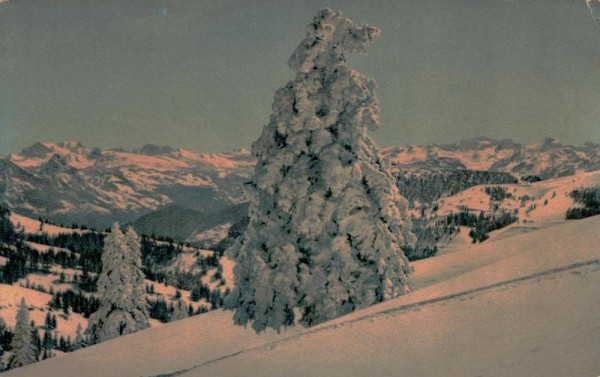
xmin=87 ymin=223 xmax=149 ymax=344
xmin=226 ymin=8 xmax=415 ymax=332
xmin=9 ymin=298 xmax=38 ymax=369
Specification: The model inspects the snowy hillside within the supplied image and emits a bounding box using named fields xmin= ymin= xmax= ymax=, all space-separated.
xmin=4 ymin=214 xmax=599 ymax=377
xmin=380 ymin=168 xmax=599 ymax=256
xmin=0 ymin=210 xmax=232 ymax=369
xmin=435 ymin=169 xmax=599 ymax=215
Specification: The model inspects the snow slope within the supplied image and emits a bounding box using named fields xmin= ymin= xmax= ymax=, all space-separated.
xmin=5 ymin=214 xmax=599 ymax=377
xmin=0 ymin=285 xmax=88 ymax=340
xmin=435 ymin=170 xmax=600 ymax=221
xmin=10 ymin=213 xmax=86 ymax=236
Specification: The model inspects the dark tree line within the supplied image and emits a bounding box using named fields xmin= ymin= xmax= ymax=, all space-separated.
xmin=396 ymin=170 xmax=518 ymax=206
xmin=140 ymin=235 xmax=182 ymax=278
xmin=444 ymin=210 xmax=518 ymax=243
xmin=521 ymin=175 xmax=542 ymax=183
xmin=50 ymin=289 xmax=101 ymax=318
xmin=566 ymin=186 xmax=600 ymax=220
xmin=146 ymin=297 xmax=211 ymax=323
xmin=25 ymin=232 xmax=104 ymax=274
xmin=484 ymin=186 xmax=513 ymax=202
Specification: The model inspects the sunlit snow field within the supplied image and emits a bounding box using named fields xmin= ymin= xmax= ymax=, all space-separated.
xmin=5 ymin=215 xmax=599 ymax=377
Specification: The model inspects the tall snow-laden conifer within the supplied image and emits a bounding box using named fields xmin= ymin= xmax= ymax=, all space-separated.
xmin=9 ymin=298 xmax=38 ymax=369
xmin=226 ymin=8 xmax=415 ymax=332
xmin=87 ymin=223 xmax=149 ymax=344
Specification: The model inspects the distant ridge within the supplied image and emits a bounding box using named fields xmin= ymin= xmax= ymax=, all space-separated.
xmin=0 ymin=137 xmax=599 ymax=230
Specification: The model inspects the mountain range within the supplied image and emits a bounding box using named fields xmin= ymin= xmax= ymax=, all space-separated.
xmin=0 ymin=141 xmax=254 ymax=229
xmin=1 ymin=137 xmax=599 ymax=236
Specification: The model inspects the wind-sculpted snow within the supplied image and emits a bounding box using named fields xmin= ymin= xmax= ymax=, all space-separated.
xmin=287 ymin=8 xmax=380 ymax=74
xmin=226 ymin=9 xmax=414 ymax=332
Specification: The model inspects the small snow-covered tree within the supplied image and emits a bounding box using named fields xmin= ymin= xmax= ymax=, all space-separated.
xmin=9 ymin=298 xmax=38 ymax=369
xmin=87 ymin=223 xmax=149 ymax=344
xmin=226 ymin=8 xmax=415 ymax=332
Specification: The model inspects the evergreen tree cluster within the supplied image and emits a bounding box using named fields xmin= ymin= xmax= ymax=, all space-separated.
xmin=0 ymin=209 xmax=224 ymax=370
xmin=0 ymin=208 xmax=26 ymax=283
xmin=147 ymin=298 xmax=202 ymax=323
xmin=0 ymin=209 xmax=101 ymax=284
xmin=0 ymin=244 xmax=80 ymax=284
xmin=140 ymin=235 xmax=186 ymax=280
xmin=25 ymin=232 xmax=104 ymax=274
xmin=484 ymin=186 xmax=513 ymax=202
xmin=401 ymin=215 xmax=456 ymax=261
xmin=0 ymin=207 xmax=23 ymax=246
xmin=40 ymin=323 xmax=84 ymax=356
xmin=521 ymin=175 xmax=542 ymax=183
xmin=565 ymin=186 xmax=600 ymax=219
xmin=396 ymin=170 xmax=518 ymax=206
xmin=444 ymin=210 xmax=518 ymax=243
xmin=0 ymin=247 xmax=28 ymax=284
xmin=190 ymin=283 xmax=228 ymax=309
xmin=0 ymin=317 xmax=14 ymax=371
xmin=50 ymin=289 xmax=101 ymax=318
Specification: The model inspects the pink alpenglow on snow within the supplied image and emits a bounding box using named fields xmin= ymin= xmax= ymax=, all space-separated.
xmin=4 ymin=214 xmax=599 ymax=377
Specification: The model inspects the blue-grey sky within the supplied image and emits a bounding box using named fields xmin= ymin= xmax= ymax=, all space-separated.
xmin=1 ymin=0 xmax=599 ymax=155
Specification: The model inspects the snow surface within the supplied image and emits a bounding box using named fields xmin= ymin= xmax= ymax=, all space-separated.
xmin=17 ymin=273 xmax=73 ymax=293
xmin=24 ymin=241 xmax=74 ymax=255
xmin=10 ymin=213 xmax=86 ymax=236
xmin=434 ymin=169 xmax=600 ymax=224
xmin=5 ymin=214 xmax=599 ymax=377
xmin=436 ymin=225 xmax=471 ymax=255
xmin=0 ymin=284 xmax=88 ymax=340
xmin=187 ymin=223 xmax=231 ymax=244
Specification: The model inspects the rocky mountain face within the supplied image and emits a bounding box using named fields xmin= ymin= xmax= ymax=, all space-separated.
xmin=0 ymin=141 xmax=254 ymax=229
xmin=1 ymin=138 xmax=599 ymax=233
